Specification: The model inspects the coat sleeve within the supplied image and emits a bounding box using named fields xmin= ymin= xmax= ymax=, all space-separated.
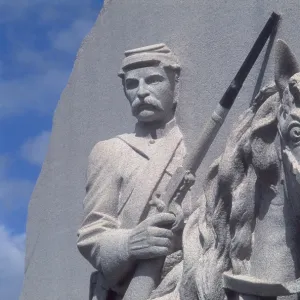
xmin=77 ymin=139 xmax=134 ymax=288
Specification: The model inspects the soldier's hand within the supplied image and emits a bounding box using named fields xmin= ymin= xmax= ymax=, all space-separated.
xmin=128 ymin=213 xmax=176 ymax=260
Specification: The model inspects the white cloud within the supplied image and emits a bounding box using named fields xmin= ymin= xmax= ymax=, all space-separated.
xmin=15 ymin=49 xmax=52 ymax=73
xmin=21 ymin=131 xmax=51 ymax=166
xmin=0 ymin=225 xmax=25 ymax=300
xmin=0 ymin=163 xmax=31 ymax=298
xmin=0 ymin=179 xmax=34 ymax=211
xmin=0 ymin=0 xmax=99 ymax=23
xmin=0 ymin=68 xmax=70 ymax=118
xmin=52 ymin=19 xmax=94 ymax=54
xmin=0 ymin=156 xmax=35 ymax=212
xmin=0 ymin=5 xmax=98 ymax=119
xmin=0 ymin=155 xmax=34 ymax=211
xmin=0 ymin=0 xmax=91 ymax=7
xmin=0 ymin=155 xmax=9 ymax=177
xmin=0 ymin=61 xmax=3 ymax=77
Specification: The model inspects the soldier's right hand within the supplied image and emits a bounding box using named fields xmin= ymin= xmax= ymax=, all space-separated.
xmin=128 ymin=213 xmax=176 ymax=260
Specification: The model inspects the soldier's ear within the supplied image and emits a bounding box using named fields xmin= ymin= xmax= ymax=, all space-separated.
xmin=275 ymin=39 xmax=300 ymax=95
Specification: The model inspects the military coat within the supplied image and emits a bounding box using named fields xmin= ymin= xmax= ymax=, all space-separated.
xmin=77 ymin=120 xmax=190 ymax=299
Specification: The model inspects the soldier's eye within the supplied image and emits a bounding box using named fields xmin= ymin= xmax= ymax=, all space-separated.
xmin=146 ymin=75 xmax=164 ymax=85
xmin=289 ymin=125 xmax=300 ymax=144
xmin=125 ymin=79 xmax=139 ymax=90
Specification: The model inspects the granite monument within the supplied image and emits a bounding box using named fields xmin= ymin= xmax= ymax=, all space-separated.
xmin=20 ymin=2 xmax=300 ymax=300
xmin=77 ymin=14 xmax=282 ymax=300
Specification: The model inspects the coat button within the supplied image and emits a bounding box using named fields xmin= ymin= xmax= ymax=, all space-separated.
xmin=149 ymin=139 xmax=155 ymax=144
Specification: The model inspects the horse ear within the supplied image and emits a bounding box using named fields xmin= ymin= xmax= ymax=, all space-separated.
xmin=275 ymin=39 xmax=300 ymax=95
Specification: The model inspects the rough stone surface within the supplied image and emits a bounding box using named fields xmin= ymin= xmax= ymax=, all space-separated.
xmin=20 ymin=1 xmax=300 ymax=300
xmin=158 ymin=40 xmax=300 ymax=300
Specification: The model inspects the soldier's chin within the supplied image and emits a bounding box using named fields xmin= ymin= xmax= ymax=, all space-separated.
xmin=135 ymin=109 xmax=161 ymax=122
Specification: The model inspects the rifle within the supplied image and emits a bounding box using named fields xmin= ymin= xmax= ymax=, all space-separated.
xmin=122 ymin=12 xmax=280 ymax=300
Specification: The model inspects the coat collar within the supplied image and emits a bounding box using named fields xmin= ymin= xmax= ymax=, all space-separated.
xmin=134 ymin=118 xmax=177 ymax=139
xmin=117 ymin=119 xmax=183 ymax=160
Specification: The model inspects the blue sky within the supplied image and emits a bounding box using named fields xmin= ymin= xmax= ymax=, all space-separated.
xmin=0 ymin=0 xmax=103 ymax=298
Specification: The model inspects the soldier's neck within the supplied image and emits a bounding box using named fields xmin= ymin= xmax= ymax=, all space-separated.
xmin=135 ymin=117 xmax=177 ymax=139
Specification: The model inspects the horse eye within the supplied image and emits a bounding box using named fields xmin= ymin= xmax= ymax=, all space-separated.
xmin=289 ymin=83 xmax=300 ymax=103
xmin=289 ymin=126 xmax=300 ymax=143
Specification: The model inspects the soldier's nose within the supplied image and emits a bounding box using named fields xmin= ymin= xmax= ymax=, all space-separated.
xmin=137 ymin=81 xmax=150 ymax=99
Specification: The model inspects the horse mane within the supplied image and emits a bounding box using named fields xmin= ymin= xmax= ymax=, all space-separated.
xmin=195 ymin=83 xmax=281 ymax=300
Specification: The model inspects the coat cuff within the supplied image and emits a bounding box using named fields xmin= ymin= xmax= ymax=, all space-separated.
xmin=99 ymin=229 xmax=133 ymax=285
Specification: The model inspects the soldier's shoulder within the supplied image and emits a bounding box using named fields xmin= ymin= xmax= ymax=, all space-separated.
xmin=90 ymin=137 xmax=122 ymax=156
xmin=89 ymin=134 xmax=135 ymax=161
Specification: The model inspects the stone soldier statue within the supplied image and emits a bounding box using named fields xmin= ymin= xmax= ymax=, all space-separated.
xmin=77 ymin=44 xmax=190 ymax=300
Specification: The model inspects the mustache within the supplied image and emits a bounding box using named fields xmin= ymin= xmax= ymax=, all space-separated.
xmin=131 ymin=97 xmax=164 ymax=115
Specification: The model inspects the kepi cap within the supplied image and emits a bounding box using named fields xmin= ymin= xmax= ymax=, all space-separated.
xmin=118 ymin=43 xmax=180 ymax=78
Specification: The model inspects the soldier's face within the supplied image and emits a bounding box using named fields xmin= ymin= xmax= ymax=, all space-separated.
xmin=124 ymin=66 xmax=176 ymax=123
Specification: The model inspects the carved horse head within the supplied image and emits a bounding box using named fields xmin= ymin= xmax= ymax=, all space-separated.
xmin=221 ymin=41 xmax=300 ymax=299
xmin=276 ymin=40 xmax=300 ymax=219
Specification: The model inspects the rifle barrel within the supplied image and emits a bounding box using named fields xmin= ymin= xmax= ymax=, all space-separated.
xmin=184 ymin=12 xmax=280 ymax=172
xmin=221 ymin=12 xmax=280 ymax=110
